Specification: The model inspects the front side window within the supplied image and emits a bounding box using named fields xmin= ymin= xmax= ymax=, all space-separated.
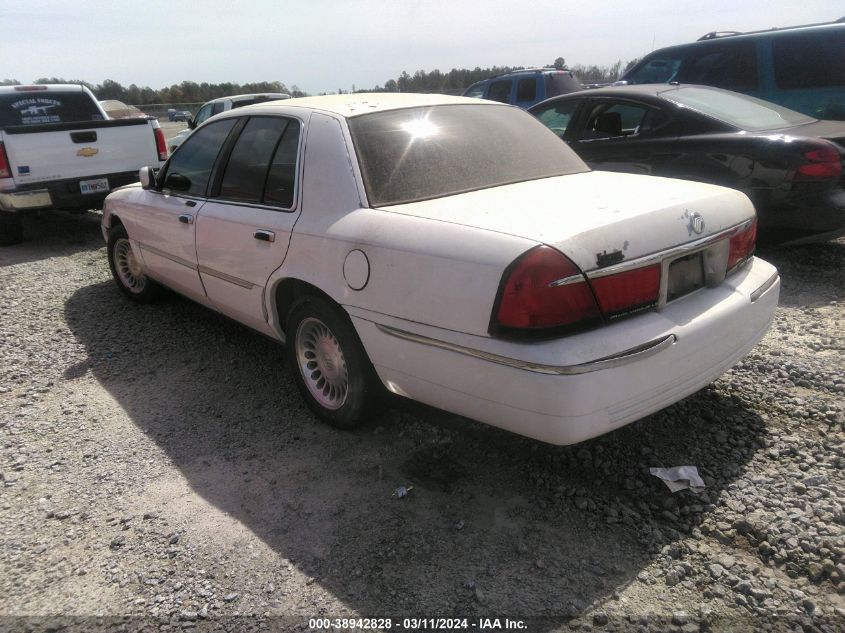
xmin=217 ymin=116 xmax=300 ymax=207
xmin=194 ymin=103 xmax=214 ymax=126
xmin=164 ymin=118 xmax=237 ymax=196
xmin=464 ymin=83 xmax=485 ymax=99
xmin=581 ymin=102 xmax=653 ymax=139
xmin=348 ymin=104 xmax=588 ymax=207
xmin=625 ymin=57 xmax=682 ymax=84
xmin=532 ymin=99 xmax=581 ymax=137
xmin=487 ymin=80 xmax=512 ymax=103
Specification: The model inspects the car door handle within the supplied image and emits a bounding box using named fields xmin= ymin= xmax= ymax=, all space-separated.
xmin=254 ymin=230 xmax=275 ymax=242
xmin=178 ymin=214 xmax=194 ymax=224
xmin=184 ymin=200 xmax=197 ymax=207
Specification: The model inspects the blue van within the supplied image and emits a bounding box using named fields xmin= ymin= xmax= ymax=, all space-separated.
xmin=619 ymin=20 xmax=845 ymax=120
xmin=463 ymin=68 xmax=581 ymax=109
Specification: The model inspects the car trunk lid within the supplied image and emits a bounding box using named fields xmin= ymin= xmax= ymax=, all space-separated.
xmin=378 ymin=171 xmax=754 ymax=272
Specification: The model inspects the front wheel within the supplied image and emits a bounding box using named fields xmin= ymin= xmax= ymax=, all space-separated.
xmin=107 ymin=224 xmax=160 ymax=302
xmin=285 ymin=295 xmax=379 ymax=429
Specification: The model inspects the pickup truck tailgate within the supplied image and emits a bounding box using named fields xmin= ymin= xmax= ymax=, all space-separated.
xmin=2 ymin=118 xmax=158 ymax=185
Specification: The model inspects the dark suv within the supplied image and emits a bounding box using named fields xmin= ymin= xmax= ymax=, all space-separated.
xmin=463 ymin=69 xmax=581 ymax=109
xmin=619 ymin=19 xmax=845 ymax=120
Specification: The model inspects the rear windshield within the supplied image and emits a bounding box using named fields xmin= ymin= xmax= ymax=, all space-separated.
xmin=662 ymin=86 xmax=814 ymax=130
xmin=0 ymin=91 xmax=103 ymax=127
xmin=348 ymin=104 xmax=588 ymax=207
xmin=545 ymin=72 xmax=581 ymax=98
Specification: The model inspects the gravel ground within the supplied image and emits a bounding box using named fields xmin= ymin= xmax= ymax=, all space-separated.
xmin=0 ymin=211 xmax=843 ymax=633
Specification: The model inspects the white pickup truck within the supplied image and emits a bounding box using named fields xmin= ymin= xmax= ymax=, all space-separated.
xmin=0 ymin=84 xmax=167 ymax=245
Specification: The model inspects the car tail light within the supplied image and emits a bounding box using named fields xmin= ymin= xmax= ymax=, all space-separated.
xmin=589 ymin=264 xmax=661 ymax=319
xmin=791 ymin=144 xmax=842 ymax=181
xmin=727 ymin=219 xmax=757 ymax=272
xmin=153 ymin=127 xmax=168 ymax=161
xmin=0 ymin=142 xmax=11 ymax=178
xmin=493 ymin=246 xmax=602 ymax=334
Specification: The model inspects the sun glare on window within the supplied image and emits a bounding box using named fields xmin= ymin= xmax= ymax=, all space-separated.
xmin=401 ymin=116 xmax=438 ymax=140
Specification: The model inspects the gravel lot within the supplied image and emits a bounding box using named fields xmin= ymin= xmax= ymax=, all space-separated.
xmin=0 ymin=211 xmax=843 ymax=632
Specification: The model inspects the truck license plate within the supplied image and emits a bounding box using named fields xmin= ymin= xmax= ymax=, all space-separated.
xmin=79 ymin=178 xmax=109 ymax=195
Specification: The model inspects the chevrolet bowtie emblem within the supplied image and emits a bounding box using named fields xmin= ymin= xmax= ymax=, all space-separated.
xmin=77 ymin=147 xmax=98 ymax=157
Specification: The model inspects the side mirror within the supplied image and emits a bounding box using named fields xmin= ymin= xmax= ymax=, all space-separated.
xmin=139 ymin=166 xmax=157 ymax=190
xmin=188 ymin=118 xmax=197 ymax=130
xmin=165 ymin=173 xmax=191 ymax=192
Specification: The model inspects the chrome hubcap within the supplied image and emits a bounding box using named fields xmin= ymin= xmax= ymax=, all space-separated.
xmin=295 ymin=317 xmax=348 ymax=410
xmin=114 ymin=238 xmax=146 ymax=294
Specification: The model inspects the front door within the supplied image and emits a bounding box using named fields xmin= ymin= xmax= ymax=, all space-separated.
xmin=195 ymin=115 xmax=303 ymax=335
xmin=134 ymin=118 xmax=238 ymax=302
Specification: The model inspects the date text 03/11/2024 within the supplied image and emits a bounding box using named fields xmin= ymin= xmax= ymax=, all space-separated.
xmin=308 ymin=618 xmax=527 ymax=630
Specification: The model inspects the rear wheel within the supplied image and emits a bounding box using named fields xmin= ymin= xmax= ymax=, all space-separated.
xmin=0 ymin=213 xmax=23 ymax=246
xmin=107 ymin=224 xmax=160 ymax=302
xmin=285 ymin=294 xmax=379 ymax=429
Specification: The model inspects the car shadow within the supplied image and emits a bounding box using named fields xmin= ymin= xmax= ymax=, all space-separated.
xmin=64 ymin=281 xmax=767 ymax=625
xmin=757 ymin=238 xmax=845 ymax=308
xmin=0 ymin=209 xmax=104 ymax=267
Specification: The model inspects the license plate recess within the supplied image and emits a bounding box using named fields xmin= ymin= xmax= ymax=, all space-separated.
xmin=667 ymin=252 xmax=705 ymax=302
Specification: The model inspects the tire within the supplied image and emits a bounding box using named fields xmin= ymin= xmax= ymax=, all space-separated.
xmin=285 ymin=294 xmax=379 ymax=429
xmin=0 ymin=213 xmax=24 ymax=246
xmin=107 ymin=224 xmax=160 ymax=302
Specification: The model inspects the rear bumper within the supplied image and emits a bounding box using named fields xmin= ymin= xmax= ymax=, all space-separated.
xmin=0 ymin=171 xmax=139 ymax=213
xmin=352 ymin=256 xmax=779 ymax=445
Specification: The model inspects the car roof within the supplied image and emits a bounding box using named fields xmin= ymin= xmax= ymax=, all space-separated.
xmin=232 ymin=92 xmax=503 ymax=118
xmin=646 ymin=20 xmax=844 ymax=54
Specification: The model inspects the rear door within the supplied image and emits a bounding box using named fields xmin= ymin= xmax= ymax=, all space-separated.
xmin=570 ymin=98 xmax=680 ymax=175
xmin=195 ymin=115 xmax=304 ymax=335
xmin=133 ymin=117 xmax=238 ymax=302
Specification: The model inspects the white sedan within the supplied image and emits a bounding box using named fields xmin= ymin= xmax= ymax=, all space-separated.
xmin=101 ymin=93 xmax=780 ymax=445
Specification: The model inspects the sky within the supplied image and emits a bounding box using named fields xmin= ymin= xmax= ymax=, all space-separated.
xmin=1 ymin=0 xmax=840 ymax=94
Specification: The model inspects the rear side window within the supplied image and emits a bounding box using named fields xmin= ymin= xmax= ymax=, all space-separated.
xmin=773 ymin=30 xmax=845 ymax=89
xmin=263 ymin=120 xmax=301 ymax=208
xmin=679 ymin=42 xmax=759 ymax=92
xmin=0 ymin=91 xmax=103 ymax=127
xmin=219 ymin=117 xmax=288 ymax=203
xmin=516 ymin=78 xmax=537 ymax=103
xmin=488 ymin=80 xmax=512 ymax=103
xmin=165 ymin=118 xmax=237 ymax=197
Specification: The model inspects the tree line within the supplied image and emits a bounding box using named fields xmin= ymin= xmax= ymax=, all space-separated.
xmin=0 ymin=58 xmax=636 ymax=105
